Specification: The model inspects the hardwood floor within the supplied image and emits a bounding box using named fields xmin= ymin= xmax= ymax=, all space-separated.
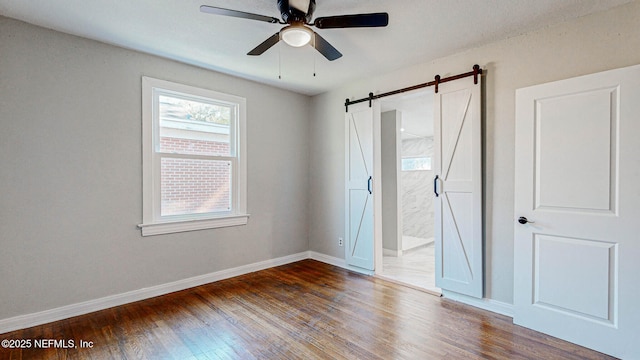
xmin=0 ymin=260 xmax=616 ymax=360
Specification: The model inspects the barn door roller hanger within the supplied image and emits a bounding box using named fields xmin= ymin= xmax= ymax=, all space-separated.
xmin=344 ymin=64 xmax=482 ymax=112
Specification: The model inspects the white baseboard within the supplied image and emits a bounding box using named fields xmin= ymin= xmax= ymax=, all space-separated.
xmin=308 ymin=251 xmax=374 ymax=275
xmin=382 ymin=248 xmax=401 ymax=257
xmin=308 ymin=251 xmax=347 ymax=268
xmin=402 ymin=236 xmax=433 ymax=252
xmin=442 ymin=290 xmax=514 ymax=318
xmin=0 ymin=251 xmax=309 ymax=334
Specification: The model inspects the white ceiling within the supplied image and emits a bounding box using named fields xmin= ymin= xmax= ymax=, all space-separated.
xmin=0 ymin=0 xmax=633 ymax=96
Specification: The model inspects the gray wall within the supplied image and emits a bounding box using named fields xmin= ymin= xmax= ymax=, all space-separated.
xmin=0 ymin=17 xmax=310 ymax=320
xmin=308 ymin=1 xmax=640 ymax=304
xmin=381 ymin=110 xmax=400 ymax=251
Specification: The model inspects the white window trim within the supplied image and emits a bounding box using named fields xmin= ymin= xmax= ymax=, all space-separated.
xmin=139 ymin=77 xmax=248 ymax=236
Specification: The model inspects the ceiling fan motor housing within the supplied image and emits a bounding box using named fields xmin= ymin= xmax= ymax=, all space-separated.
xmin=278 ymin=0 xmax=315 ymax=24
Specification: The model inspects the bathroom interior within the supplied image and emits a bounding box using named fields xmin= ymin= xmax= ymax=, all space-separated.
xmin=380 ymin=88 xmax=438 ymax=293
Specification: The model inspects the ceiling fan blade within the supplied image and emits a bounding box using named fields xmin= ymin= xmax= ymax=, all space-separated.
xmin=200 ymin=5 xmax=281 ymax=24
xmin=313 ymin=32 xmax=342 ymax=61
xmin=247 ymin=33 xmax=281 ymax=56
xmin=314 ymin=13 xmax=389 ymax=29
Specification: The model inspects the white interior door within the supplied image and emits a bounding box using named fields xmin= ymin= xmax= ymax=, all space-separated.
xmin=514 ymin=64 xmax=640 ymax=359
xmin=345 ymin=102 xmax=380 ymax=271
xmin=434 ymin=75 xmax=483 ymax=298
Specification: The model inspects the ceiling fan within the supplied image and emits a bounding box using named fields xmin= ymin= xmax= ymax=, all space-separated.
xmin=200 ymin=0 xmax=389 ymax=61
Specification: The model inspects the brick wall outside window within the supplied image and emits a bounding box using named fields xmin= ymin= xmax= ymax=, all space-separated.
xmin=160 ymin=137 xmax=230 ymax=157
xmin=160 ymin=137 xmax=231 ymax=216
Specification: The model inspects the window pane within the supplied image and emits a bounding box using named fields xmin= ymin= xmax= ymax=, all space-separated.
xmin=158 ymin=95 xmax=232 ymax=156
xmin=160 ymin=158 xmax=232 ymax=216
xmin=401 ymin=157 xmax=432 ymax=171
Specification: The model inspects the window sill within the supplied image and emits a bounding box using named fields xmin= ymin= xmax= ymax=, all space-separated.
xmin=138 ymin=214 xmax=250 ymax=236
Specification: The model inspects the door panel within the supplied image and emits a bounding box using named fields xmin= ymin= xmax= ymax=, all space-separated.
xmin=535 ymin=87 xmax=617 ymax=212
xmin=514 ymin=64 xmax=640 ymax=359
xmin=533 ymin=234 xmax=616 ymax=324
xmin=442 ymin=192 xmax=474 ymax=283
xmin=434 ymin=75 xmax=483 ymax=298
xmin=345 ymin=103 xmax=375 ymax=270
xmin=348 ymin=190 xmax=373 ymax=262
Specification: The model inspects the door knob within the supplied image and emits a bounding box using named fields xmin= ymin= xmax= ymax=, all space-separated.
xmin=518 ymin=216 xmax=534 ymax=224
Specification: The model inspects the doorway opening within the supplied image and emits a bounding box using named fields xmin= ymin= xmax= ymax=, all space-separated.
xmin=378 ymin=88 xmax=440 ymax=294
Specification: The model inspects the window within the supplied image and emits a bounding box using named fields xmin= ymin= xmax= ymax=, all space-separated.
xmin=401 ymin=156 xmax=432 ymax=171
xmin=139 ymin=77 xmax=248 ymax=236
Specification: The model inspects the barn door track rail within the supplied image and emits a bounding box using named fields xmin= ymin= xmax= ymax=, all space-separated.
xmin=344 ymin=64 xmax=482 ymax=112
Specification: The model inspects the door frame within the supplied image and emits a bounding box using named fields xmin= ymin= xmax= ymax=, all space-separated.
xmin=373 ymin=88 xmax=434 ymax=275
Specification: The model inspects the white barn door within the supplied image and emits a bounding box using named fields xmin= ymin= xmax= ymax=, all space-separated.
xmin=434 ymin=75 xmax=483 ymax=298
xmin=514 ymin=64 xmax=640 ymax=359
xmin=345 ymin=102 xmax=380 ymax=271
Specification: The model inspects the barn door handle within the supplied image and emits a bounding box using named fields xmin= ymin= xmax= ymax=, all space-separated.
xmin=367 ymin=176 xmax=372 ymax=194
xmin=434 ymin=175 xmax=440 ymax=197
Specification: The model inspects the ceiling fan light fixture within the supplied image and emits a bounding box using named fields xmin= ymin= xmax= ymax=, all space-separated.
xmin=281 ymin=25 xmax=313 ymax=47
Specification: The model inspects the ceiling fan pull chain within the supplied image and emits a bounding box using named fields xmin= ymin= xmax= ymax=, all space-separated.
xmin=278 ymin=41 xmax=282 ymax=80
xmin=313 ymin=34 xmax=316 ymax=77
